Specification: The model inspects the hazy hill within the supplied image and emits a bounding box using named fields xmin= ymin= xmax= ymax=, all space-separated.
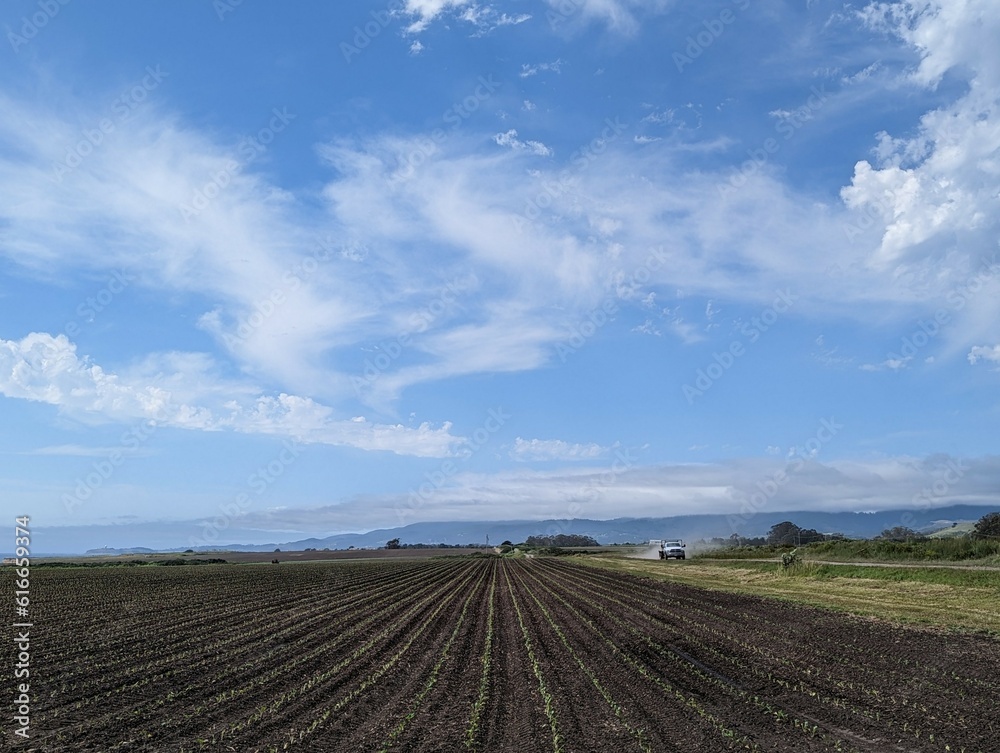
xmin=81 ymin=504 xmax=997 ymax=555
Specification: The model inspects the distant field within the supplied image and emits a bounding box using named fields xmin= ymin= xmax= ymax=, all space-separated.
xmin=5 ymin=558 xmax=999 ymax=751
xmin=698 ymin=536 xmax=1000 ymax=563
xmin=33 ymin=547 xmax=483 ymax=565
xmin=928 ymin=521 xmax=978 ymax=538
xmin=588 ymin=555 xmax=1000 ymax=634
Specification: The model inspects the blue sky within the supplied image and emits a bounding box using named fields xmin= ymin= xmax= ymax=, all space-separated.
xmin=1 ymin=0 xmax=998 ymax=552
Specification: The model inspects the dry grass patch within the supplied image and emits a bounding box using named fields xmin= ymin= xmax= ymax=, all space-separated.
xmin=584 ymin=557 xmax=1000 ymax=634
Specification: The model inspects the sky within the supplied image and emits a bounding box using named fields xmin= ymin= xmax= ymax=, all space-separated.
xmin=1 ymin=0 xmax=998 ymax=553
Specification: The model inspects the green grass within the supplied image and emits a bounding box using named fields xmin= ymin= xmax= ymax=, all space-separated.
xmin=928 ymin=521 xmax=978 ymax=538
xmin=710 ymin=558 xmax=1000 ymax=588
xmin=698 ymin=536 xmax=1000 ymax=563
xmin=583 ymin=556 xmax=1000 ymax=635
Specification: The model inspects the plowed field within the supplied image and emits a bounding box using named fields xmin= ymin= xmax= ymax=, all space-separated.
xmin=4 ymin=557 xmax=997 ymax=752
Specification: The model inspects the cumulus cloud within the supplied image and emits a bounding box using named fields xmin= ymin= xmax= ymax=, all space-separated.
xmin=0 ymin=333 xmax=462 ymax=457
xmin=0 ymin=333 xmax=178 ymax=422
xmin=968 ymin=344 xmax=1000 ymax=365
xmin=843 ymin=0 xmax=1000 ymax=274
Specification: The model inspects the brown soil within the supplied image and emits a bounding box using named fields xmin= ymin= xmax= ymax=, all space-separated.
xmin=5 ymin=558 xmax=997 ymax=752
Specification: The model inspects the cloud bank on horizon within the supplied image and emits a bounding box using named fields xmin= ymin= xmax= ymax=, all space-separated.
xmin=0 ymin=0 xmax=997 ymax=551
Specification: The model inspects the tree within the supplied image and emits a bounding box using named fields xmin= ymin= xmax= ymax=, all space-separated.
xmin=798 ymin=528 xmax=825 ymax=544
xmin=524 ymin=534 xmax=600 ymax=548
xmin=767 ymin=521 xmax=827 ymax=545
xmin=879 ymin=526 xmax=924 ymax=542
xmin=973 ymin=512 xmax=1000 ymax=539
xmin=501 ymin=540 xmax=513 ymax=547
xmin=385 ymin=538 xmax=401 ymax=549
xmin=767 ymin=521 xmax=801 ymax=546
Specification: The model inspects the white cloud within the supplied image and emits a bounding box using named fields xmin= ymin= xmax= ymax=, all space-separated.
xmin=362 ymin=312 xmax=565 ymax=407
xmin=968 ymin=344 xmax=1000 ymax=365
xmin=544 ymin=0 xmax=673 ymax=34
xmin=494 ymin=12 xmax=531 ymax=27
xmin=0 ymin=333 xmax=462 ymax=457
xmin=835 ymin=1 xmax=1000 ymax=365
xmin=666 ymin=319 xmax=704 ymax=345
xmin=3 ymin=16 xmax=998 ymax=421
xmin=25 ymin=444 xmax=148 ymax=457
xmin=0 ymin=333 xmax=178 ymax=422
xmin=400 ymin=1 xmax=531 ymax=35
xmin=460 ymin=6 xmax=531 ymax=33
xmin=409 ymin=40 xmax=425 ymax=55
xmin=841 ymin=61 xmax=883 ymax=85
xmin=493 ymin=129 xmax=553 ymax=156
xmin=860 ymin=356 xmax=910 ymax=372
xmin=402 ymin=0 xmax=473 ymax=33
xmin=0 ymin=92 xmax=372 ymax=401
xmin=843 ymin=0 xmax=1000 ymax=273
xmin=520 ymin=59 xmax=564 ymax=77
xmin=632 ymin=319 xmax=661 ymax=336
xmin=858 ymin=0 xmax=1000 ymax=90
xmin=0 ymin=76 xmax=857 ymax=421
xmin=641 ymin=109 xmax=674 ymax=124
xmin=509 ymin=437 xmax=611 ymax=462
xmin=218 ymin=452 xmax=1000 ymax=533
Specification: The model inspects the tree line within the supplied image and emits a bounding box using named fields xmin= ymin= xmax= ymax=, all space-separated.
xmin=716 ymin=511 xmax=1000 ymax=547
xmin=384 ymin=534 xmax=601 ymax=549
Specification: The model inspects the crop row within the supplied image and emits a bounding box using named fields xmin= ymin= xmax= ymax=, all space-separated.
xmin=537 ymin=559 xmax=995 ymax=753
xmin=5 ymin=557 xmax=997 ymax=752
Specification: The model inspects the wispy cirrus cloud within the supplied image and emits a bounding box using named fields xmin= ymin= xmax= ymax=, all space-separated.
xmin=493 ymin=129 xmax=553 ymax=156
xmin=3 ymin=1 xmax=999 ymax=429
xmin=509 ymin=436 xmax=611 ymax=462
xmin=401 ymin=0 xmax=473 ymax=33
xmin=2 ymin=85 xmax=992 ymax=419
xmin=23 ymin=444 xmax=152 ymax=458
xmin=544 ymin=0 xmax=674 ymax=34
xmin=519 ymin=59 xmax=564 ymax=77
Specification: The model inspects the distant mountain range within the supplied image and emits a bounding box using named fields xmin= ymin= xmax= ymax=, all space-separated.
xmin=83 ymin=504 xmax=996 ymax=555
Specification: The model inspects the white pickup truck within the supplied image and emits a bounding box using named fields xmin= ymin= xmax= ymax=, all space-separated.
xmin=657 ymin=540 xmax=686 ymax=560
